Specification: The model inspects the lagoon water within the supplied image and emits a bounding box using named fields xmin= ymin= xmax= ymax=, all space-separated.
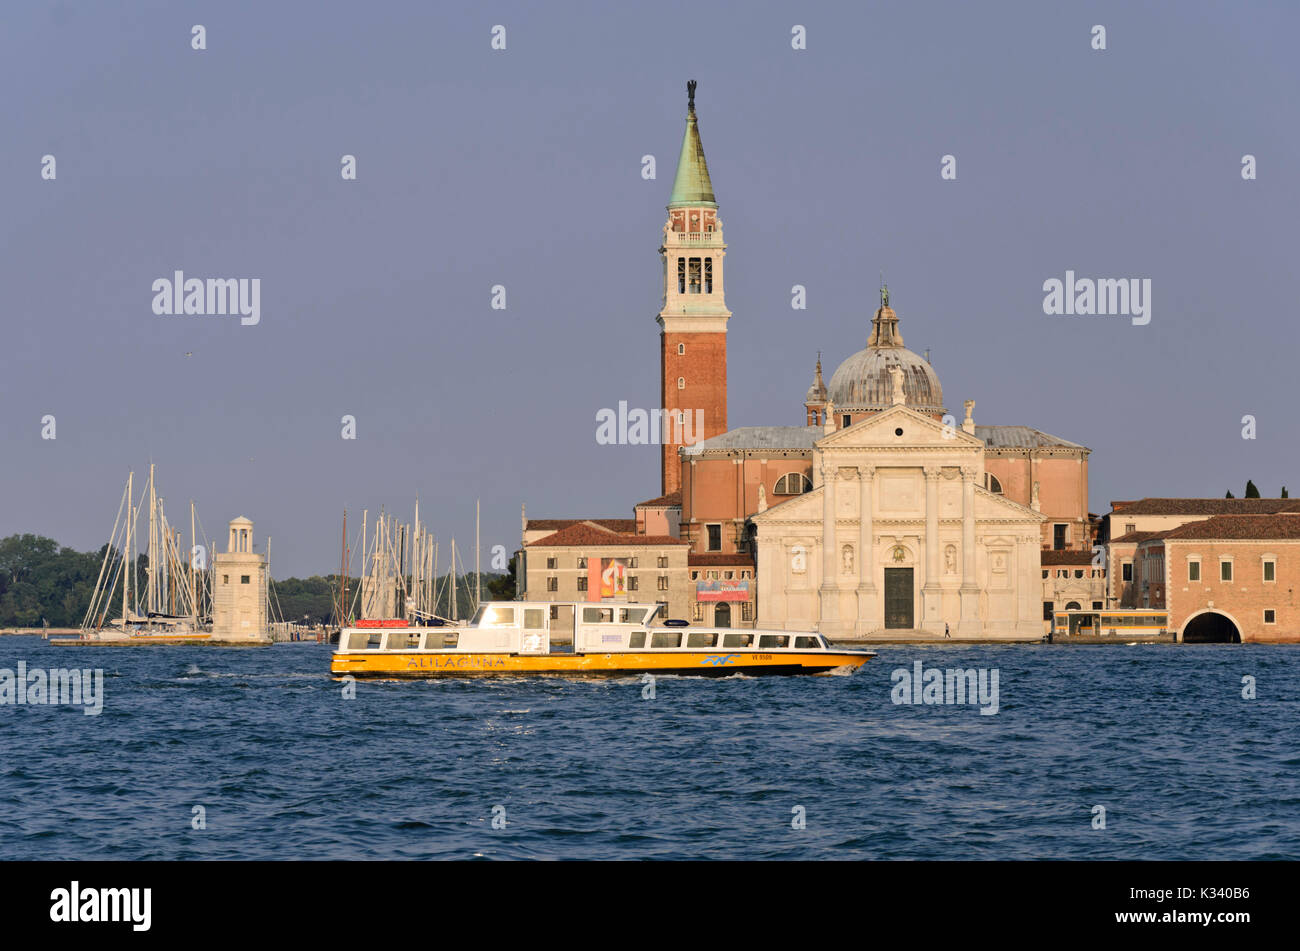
xmin=1 ymin=635 xmax=1296 ymax=860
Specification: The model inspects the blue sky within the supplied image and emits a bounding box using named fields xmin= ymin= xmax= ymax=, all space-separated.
xmin=2 ymin=1 xmax=1296 ymax=576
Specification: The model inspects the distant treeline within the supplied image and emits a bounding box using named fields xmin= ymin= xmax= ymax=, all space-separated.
xmin=0 ymin=533 xmax=516 ymax=628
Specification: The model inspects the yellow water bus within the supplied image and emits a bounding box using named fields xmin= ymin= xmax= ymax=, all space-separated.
xmin=330 ymin=601 xmax=875 ymax=679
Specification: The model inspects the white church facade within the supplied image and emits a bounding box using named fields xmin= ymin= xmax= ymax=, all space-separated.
xmin=752 ymin=400 xmax=1045 ymax=640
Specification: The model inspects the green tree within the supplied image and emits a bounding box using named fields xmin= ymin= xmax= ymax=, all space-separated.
xmin=1245 ymin=480 xmax=1260 ymax=498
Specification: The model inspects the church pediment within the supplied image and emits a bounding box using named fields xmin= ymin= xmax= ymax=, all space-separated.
xmin=751 ymin=485 xmax=824 ymax=523
xmin=975 ymin=485 xmax=1045 ymax=521
xmin=815 ymin=405 xmax=984 ymax=450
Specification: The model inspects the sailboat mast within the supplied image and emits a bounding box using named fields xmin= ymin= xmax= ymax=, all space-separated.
xmin=123 ymin=471 xmax=133 ymax=622
xmin=476 ymin=498 xmax=481 ymax=606
xmin=450 ymin=538 xmax=458 ymax=622
xmin=340 ymin=508 xmax=347 ymax=627
xmin=190 ymin=500 xmax=197 ymax=620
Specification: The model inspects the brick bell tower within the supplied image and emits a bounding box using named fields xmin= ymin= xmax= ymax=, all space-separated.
xmin=657 ymin=79 xmax=730 ymax=496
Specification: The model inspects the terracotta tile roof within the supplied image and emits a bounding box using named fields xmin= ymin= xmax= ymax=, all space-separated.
xmin=1109 ymin=498 xmax=1300 ymax=516
xmin=1163 ymin=514 xmax=1300 ymax=540
xmin=1110 ymin=530 xmax=1170 ymax=544
xmin=528 ymin=524 xmax=689 ymax=548
xmin=1040 ymin=550 xmax=1096 ymax=565
xmin=526 ymin=518 xmax=636 ymax=534
xmin=688 ymin=553 xmax=755 ymax=566
xmin=635 ymin=492 xmax=683 ymax=508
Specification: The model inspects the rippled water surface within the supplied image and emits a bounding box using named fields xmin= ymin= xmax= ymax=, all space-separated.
xmin=1 ymin=636 xmax=1296 ymax=859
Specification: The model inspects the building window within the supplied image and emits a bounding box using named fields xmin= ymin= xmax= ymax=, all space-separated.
xmin=577 ymin=557 xmax=587 ymax=569
xmin=627 ymin=557 xmax=638 ymax=568
xmin=1042 ymin=570 xmax=1048 ymax=579
xmin=577 ymin=576 xmax=587 ymax=592
xmin=704 ymin=257 xmax=713 ymax=293
xmin=1057 ymin=570 xmax=1067 ymax=578
xmin=657 ymin=575 xmax=668 ymax=591
xmin=240 ymin=575 xmax=250 ymax=584
xmin=1264 ymin=609 xmax=1276 ymax=624
xmin=628 ymin=576 xmax=639 ymax=591
xmin=1074 ymin=569 xmax=1084 ymax=578
xmin=1092 ymin=601 xmax=1103 ymax=610
xmin=677 ymin=258 xmax=685 ymax=293
xmin=724 ymin=570 xmax=734 ymax=580
xmin=1053 ymin=525 xmax=1067 ymax=550
xmin=842 ymin=414 xmax=851 ymax=429
xmin=1220 ymin=560 xmax=1233 ymax=582
xmin=692 ymin=602 xmax=704 ymax=622
xmin=678 ymin=343 xmax=685 ymax=355
xmin=1043 ymin=602 xmax=1054 ymax=621
xmin=1122 ymin=563 xmax=1133 ymax=582
xmin=688 ymin=257 xmax=702 ymax=293
xmin=657 ymin=555 xmax=668 ymax=568
xmin=549 ymin=605 xmax=558 ymax=620
xmin=690 ymin=571 xmax=698 ymax=581
xmin=1125 ymin=523 xmax=1136 ymax=535
xmin=546 ymin=577 xmax=557 ymax=592
xmin=706 ymin=524 xmax=722 ymax=551
xmin=774 ymin=472 xmax=812 ymax=495
xmin=741 ymin=602 xmax=753 ymax=621
xmin=222 ymin=574 xmax=229 ymax=584
xmin=1065 ymin=601 xmax=1081 ymax=611
xmin=677 ymin=377 xmax=685 ymax=390
xmin=1263 ymin=559 xmax=1276 ymax=582
xmin=1188 ymin=560 xmax=1200 ymax=582
xmin=546 ymin=557 xmax=557 ymax=569
xmin=985 ymin=473 xmax=1003 ymax=494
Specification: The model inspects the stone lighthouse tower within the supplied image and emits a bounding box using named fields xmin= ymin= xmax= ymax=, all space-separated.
xmin=211 ymin=516 xmax=270 ymax=643
xmin=657 ymin=79 xmax=730 ymax=496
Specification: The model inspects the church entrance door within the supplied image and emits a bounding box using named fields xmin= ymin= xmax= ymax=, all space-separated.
xmin=884 ymin=568 xmax=914 ymax=629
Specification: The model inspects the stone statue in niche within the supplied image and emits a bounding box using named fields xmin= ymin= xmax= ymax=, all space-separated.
xmin=841 ymin=544 xmax=854 ymax=574
xmin=945 ymin=544 xmax=957 ymax=574
xmin=790 ymin=546 xmax=806 ymax=573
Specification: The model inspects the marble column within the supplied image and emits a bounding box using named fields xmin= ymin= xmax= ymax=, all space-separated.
xmin=959 ymin=464 xmax=981 ymax=633
xmin=819 ymin=461 xmax=838 ymax=628
xmin=921 ymin=465 xmax=942 ymax=630
xmin=856 ymin=465 xmax=876 ymax=633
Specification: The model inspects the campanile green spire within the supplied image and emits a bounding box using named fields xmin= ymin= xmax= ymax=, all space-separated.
xmin=668 ymin=79 xmax=717 ymax=208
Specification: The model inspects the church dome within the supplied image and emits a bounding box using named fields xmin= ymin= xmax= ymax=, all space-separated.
xmin=825 ymin=289 xmax=946 ymax=416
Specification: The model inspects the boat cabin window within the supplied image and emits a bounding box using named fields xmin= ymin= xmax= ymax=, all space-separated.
xmin=524 ymin=609 xmax=546 ymax=630
xmin=433 ymin=632 xmax=459 ymax=648
xmin=348 ymin=632 xmax=383 ymax=650
xmin=722 ymin=633 xmax=753 ymax=648
xmin=650 ymin=631 xmax=682 ymax=648
xmin=686 ymin=632 xmax=717 ymax=648
xmin=794 ymin=636 xmax=820 ymax=649
xmin=758 ymin=635 xmax=789 ymax=649
xmin=388 ymin=632 xmax=422 ymax=649
xmin=583 ymin=607 xmax=616 ymax=624
xmin=472 ymin=606 xmax=516 ymax=627
xmin=629 ymin=631 xmax=646 ymax=649
xmin=619 ymin=607 xmax=648 ymax=624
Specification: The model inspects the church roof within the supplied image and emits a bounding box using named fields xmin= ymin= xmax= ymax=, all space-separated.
xmin=668 ymin=83 xmax=716 ymax=208
xmin=635 ymin=492 xmax=682 ymax=508
xmin=975 ymin=425 xmax=1088 ymax=450
xmin=684 ymin=426 xmax=820 ymax=454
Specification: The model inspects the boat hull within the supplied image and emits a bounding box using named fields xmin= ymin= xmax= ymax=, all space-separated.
xmin=331 ymin=649 xmax=873 ymax=679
